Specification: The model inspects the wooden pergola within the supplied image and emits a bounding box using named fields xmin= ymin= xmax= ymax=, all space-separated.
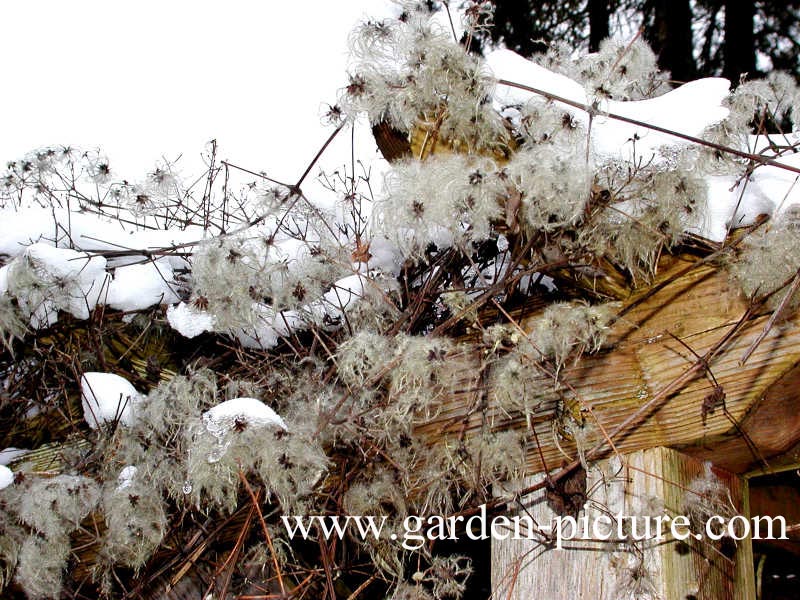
xmin=372 ymin=112 xmax=800 ymax=598
xmin=420 ymin=251 xmax=800 ymax=599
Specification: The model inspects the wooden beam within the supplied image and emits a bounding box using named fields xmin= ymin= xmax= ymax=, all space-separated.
xmin=682 ymin=358 xmax=800 ymax=473
xmin=418 ymin=253 xmax=800 ymax=476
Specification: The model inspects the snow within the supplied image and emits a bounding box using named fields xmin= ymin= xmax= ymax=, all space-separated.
xmin=202 ymin=397 xmax=288 ymax=438
xmin=696 ymin=176 xmax=744 ymax=242
xmin=365 ymin=236 xmax=404 ymax=276
xmin=485 ymin=48 xmax=800 ymax=243
xmin=7 ymin=243 xmax=110 ymax=329
xmin=749 ymin=132 xmax=800 ymax=155
xmin=0 ymin=465 xmax=13 ymax=490
xmin=242 ymin=274 xmax=367 ymax=347
xmin=698 ymin=145 xmax=800 ymax=241
xmin=106 ymin=259 xmax=180 ymax=311
xmin=167 ymin=302 xmax=217 ymax=338
xmin=234 ymin=319 xmax=281 ymax=350
xmin=234 ymin=306 xmax=303 ymax=350
xmin=168 ymin=273 xmax=367 ymax=350
xmin=595 ymin=78 xmax=730 ymax=160
xmin=489 ymin=50 xmax=589 ymax=108
xmin=116 ymin=465 xmax=138 ymax=490
xmin=1 ymin=38 xmax=798 ymax=350
xmin=0 ymin=217 xmax=190 ymax=325
xmin=80 ymin=372 xmax=142 ymax=429
xmin=496 ymin=235 xmax=510 ymax=253
xmin=486 ymin=48 xmax=731 ymax=164
xmin=0 ymin=206 xmax=203 ymax=264
xmin=735 ymin=151 xmax=800 ymax=220
xmin=314 ymin=274 xmax=367 ymax=329
xmin=0 ymin=208 xmax=61 ymax=257
xmin=0 ymin=448 xmax=29 ymax=466
xmin=0 ymin=203 xmax=201 ymax=322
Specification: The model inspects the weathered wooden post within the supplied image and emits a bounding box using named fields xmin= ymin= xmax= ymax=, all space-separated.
xmin=492 ymin=447 xmax=754 ymax=599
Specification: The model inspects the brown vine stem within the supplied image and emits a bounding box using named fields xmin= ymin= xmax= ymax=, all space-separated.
xmin=496 ymin=78 xmax=800 ymax=177
xmin=453 ymin=301 xmax=759 ymax=520
xmin=296 ymin=121 xmax=347 ymax=189
xmin=238 ymin=471 xmax=287 ymax=598
xmin=207 ymin=498 xmax=256 ymax=599
xmin=740 ymin=266 xmax=800 ymax=365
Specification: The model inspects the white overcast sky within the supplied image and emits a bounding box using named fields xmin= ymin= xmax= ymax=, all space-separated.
xmin=0 ymin=0 xmax=398 ymax=185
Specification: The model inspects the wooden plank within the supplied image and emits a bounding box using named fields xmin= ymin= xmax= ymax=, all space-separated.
xmin=418 ymin=255 xmax=800 ymax=475
xmin=682 ymin=358 xmax=800 ymax=473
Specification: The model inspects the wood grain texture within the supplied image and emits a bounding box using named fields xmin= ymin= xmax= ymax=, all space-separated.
xmin=491 ymin=447 xmax=754 ymax=600
xmin=418 ymin=253 xmax=800 ymax=475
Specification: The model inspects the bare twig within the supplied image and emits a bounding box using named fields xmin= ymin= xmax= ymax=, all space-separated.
xmin=497 ymin=78 xmax=800 ymax=176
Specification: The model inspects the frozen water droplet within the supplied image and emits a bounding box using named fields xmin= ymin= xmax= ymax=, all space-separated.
xmin=182 ymin=481 xmax=193 ymax=494
xmin=207 ymin=439 xmax=230 ymax=464
xmin=203 ymin=412 xmax=227 ymax=440
xmin=496 ymin=234 xmax=509 ymax=252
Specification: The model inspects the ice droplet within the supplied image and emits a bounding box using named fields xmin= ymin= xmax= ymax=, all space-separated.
xmin=206 ymin=439 xmax=230 ymax=464
xmin=182 ymin=481 xmax=193 ymax=494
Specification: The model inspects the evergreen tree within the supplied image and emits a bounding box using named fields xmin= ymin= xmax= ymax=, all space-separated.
xmin=478 ymin=0 xmax=800 ymax=83
xmin=641 ymin=0 xmax=696 ymax=82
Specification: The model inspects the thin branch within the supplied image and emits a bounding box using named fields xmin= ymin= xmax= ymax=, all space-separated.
xmin=497 ymin=78 xmax=800 ymax=177
xmin=740 ymin=266 xmax=800 ymax=365
xmin=238 ymin=471 xmax=287 ymax=598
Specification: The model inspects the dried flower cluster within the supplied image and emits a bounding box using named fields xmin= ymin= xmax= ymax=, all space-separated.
xmin=1 ymin=1 xmax=800 ymax=599
xmin=543 ymin=38 xmax=670 ymax=102
xmin=731 ymin=222 xmax=800 ymax=308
